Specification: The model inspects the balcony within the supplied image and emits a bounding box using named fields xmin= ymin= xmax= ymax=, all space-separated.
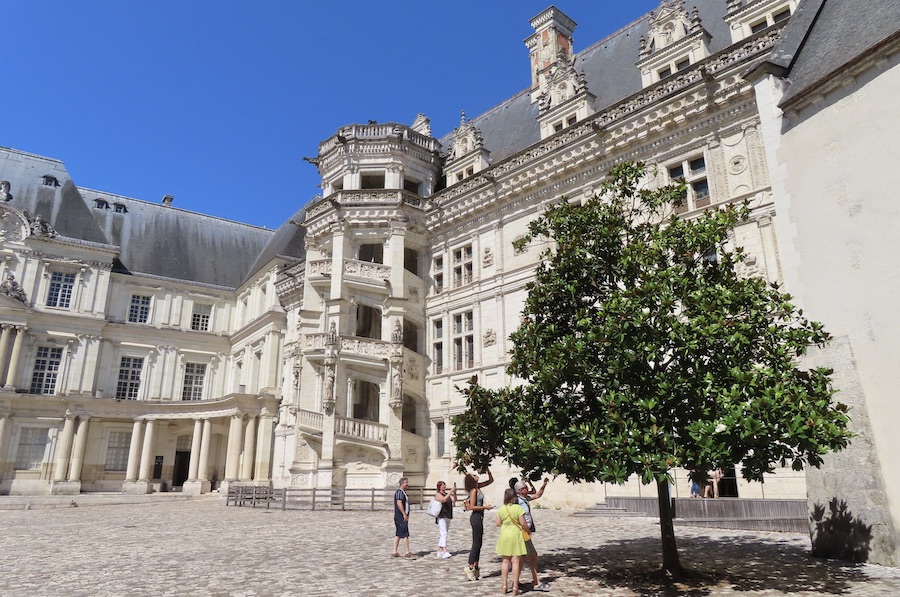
xmin=335 ymin=415 xmax=388 ymax=444
xmin=343 ymin=258 xmax=391 ymax=287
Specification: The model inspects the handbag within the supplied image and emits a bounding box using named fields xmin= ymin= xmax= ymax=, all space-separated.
xmin=426 ymin=498 xmax=443 ymax=517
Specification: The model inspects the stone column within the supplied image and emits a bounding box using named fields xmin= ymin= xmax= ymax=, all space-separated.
xmin=224 ymin=414 xmax=243 ymax=483
xmin=0 ymin=414 xmax=9 ymax=482
xmin=4 ymin=326 xmax=26 ymax=389
xmin=53 ymin=414 xmax=76 ymax=482
xmin=198 ymin=418 xmax=212 ymax=482
xmin=68 ymin=416 xmax=91 ymax=482
xmin=241 ymin=416 xmax=256 ymax=481
xmin=0 ymin=325 xmax=12 ymax=385
xmin=182 ymin=418 xmax=208 ymax=496
xmin=187 ymin=419 xmax=202 ymax=481
xmin=137 ymin=419 xmax=156 ymax=481
xmin=253 ymin=406 xmax=275 ymax=482
xmin=124 ymin=420 xmax=143 ymax=482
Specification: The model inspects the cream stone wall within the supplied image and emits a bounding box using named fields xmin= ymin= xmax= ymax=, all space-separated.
xmin=757 ymin=47 xmax=900 ymax=564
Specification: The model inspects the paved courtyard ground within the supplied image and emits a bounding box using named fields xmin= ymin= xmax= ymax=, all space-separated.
xmin=1 ymin=498 xmax=899 ymax=596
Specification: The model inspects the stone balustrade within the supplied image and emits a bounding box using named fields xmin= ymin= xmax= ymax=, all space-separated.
xmin=334 ymin=415 xmax=388 ymax=443
xmin=296 ymin=409 xmax=323 ymax=433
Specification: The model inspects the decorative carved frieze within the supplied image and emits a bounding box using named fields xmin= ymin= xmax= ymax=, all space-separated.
xmin=340 ymin=336 xmax=391 ymax=358
xmin=343 ymin=259 xmax=390 ymax=282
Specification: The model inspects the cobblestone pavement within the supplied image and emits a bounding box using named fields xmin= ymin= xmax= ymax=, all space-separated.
xmin=2 ymin=499 xmax=900 ymax=596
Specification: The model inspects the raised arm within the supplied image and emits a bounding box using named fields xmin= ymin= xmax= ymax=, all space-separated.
xmin=530 ymin=477 xmax=550 ymax=499
xmin=477 ymin=468 xmax=494 ymax=488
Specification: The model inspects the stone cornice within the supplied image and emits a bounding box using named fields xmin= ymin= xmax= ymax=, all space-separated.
xmin=428 ymin=26 xmax=784 ymax=234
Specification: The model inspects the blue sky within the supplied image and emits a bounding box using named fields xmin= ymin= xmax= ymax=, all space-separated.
xmin=5 ymin=1 xmax=660 ymax=229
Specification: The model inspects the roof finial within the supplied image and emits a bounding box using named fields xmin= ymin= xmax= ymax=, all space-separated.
xmin=460 ymin=110 xmax=467 ymax=127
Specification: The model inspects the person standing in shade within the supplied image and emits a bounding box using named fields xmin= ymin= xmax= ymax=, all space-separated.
xmin=434 ymin=480 xmax=457 ymax=558
xmin=496 ymin=487 xmax=528 ymax=595
xmin=392 ymin=477 xmax=417 ymax=559
xmin=463 ymin=469 xmax=494 ymax=581
xmin=515 ymin=479 xmax=550 ymax=591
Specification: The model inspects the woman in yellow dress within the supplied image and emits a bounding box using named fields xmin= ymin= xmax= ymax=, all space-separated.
xmin=495 ymin=487 xmax=528 ymax=595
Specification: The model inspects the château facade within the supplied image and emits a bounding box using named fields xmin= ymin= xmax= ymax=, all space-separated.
xmin=2 ymin=0 xmax=899 ymax=564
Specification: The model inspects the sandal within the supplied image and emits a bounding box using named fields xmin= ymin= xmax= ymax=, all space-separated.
xmin=403 ymin=552 xmax=418 ymax=559
xmin=501 ymin=585 xmax=508 ymax=594
xmin=391 ymin=552 xmax=400 ymax=557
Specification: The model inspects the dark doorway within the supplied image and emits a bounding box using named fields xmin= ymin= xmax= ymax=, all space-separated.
xmin=173 ymin=451 xmax=190 ymax=488
xmin=719 ymin=466 xmax=739 ymax=497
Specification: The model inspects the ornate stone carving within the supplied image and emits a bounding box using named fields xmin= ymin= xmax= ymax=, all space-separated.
xmin=30 ymin=215 xmax=56 ymax=238
xmin=0 ymin=206 xmax=26 ymax=243
xmin=390 ymin=366 xmax=403 ymax=409
xmin=537 ymin=53 xmax=589 ymax=114
xmin=391 ymin=320 xmax=403 ymax=344
xmin=0 ymin=274 xmax=27 ymax=303
xmin=483 ymin=329 xmax=497 ymax=347
xmin=445 ymin=111 xmax=486 ymax=165
xmin=0 ymin=181 xmax=11 ymax=202
xmin=483 ymin=247 xmax=494 ymax=268
xmin=322 ymin=361 xmax=336 ymax=412
xmin=407 ymin=286 xmax=419 ymax=303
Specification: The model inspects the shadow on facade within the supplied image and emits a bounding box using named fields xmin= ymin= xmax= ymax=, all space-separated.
xmin=810 ymin=498 xmax=873 ymax=563
xmin=482 ymin=531 xmax=873 ymax=595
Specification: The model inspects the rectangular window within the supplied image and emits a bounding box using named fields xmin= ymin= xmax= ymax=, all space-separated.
xmin=773 ymin=8 xmax=791 ymax=23
xmin=404 ymin=248 xmax=419 ymax=276
xmin=30 ymin=346 xmax=62 ymax=395
xmin=433 ymin=257 xmax=444 ymax=294
xmin=689 ymin=157 xmax=707 ymax=176
xmin=750 ymin=19 xmax=768 ymax=33
xmin=182 ymin=363 xmax=207 ymax=401
xmin=453 ymin=245 xmax=473 ymax=288
xmin=15 ymin=427 xmax=50 ymax=470
xmin=436 ymin=422 xmax=446 ymax=457
xmin=191 ymin=304 xmax=211 ymax=331
xmin=453 ymin=311 xmax=474 ymax=370
xmin=669 ymin=154 xmax=710 ymax=211
xmin=566 ymin=115 xmax=577 ymax=127
xmin=116 ymin=356 xmax=143 ymax=400
xmin=128 ymin=295 xmax=151 ymax=324
xmin=104 ymin=431 xmax=131 ymax=471
xmin=433 ymin=319 xmax=444 ymax=374
xmin=676 ymin=58 xmax=691 ymax=72
xmin=658 ymin=66 xmax=672 ymax=79
xmin=46 ymin=272 xmax=76 ymax=308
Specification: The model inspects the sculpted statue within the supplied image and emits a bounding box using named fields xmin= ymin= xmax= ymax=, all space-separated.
xmin=323 ymin=364 xmax=335 ymax=406
xmin=30 ymin=214 xmax=56 ymax=238
xmin=391 ymin=367 xmax=403 ymax=402
xmin=0 ymin=273 xmax=27 ymax=302
xmin=391 ymin=320 xmax=403 ymax=344
xmin=0 ymin=181 xmax=11 ymax=202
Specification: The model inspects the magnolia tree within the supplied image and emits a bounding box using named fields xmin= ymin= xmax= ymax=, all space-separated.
xmin=452 ymin=162 xmax=852 ymax=576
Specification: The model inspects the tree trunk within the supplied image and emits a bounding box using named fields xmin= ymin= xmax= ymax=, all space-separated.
xmin=656 ymin=478 xmax=684 ymax=577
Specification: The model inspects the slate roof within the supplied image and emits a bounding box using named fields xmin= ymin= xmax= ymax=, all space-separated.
xmin=83 ymin=186 xmax=277 ymax=289
xmin=439 ymin=0 xmax=731 ymax=163
xmin=241 ymin=206 xmax=307 ymax=286
xmin=774 ymin=0 xmax=900 ymax=107
xmin=0 ymin=146 xmax=286 ymax=289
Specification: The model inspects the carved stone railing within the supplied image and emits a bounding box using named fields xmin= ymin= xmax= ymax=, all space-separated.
xmin=343 ymin=259 xmax=391 ymax=282
xmin=309 ymin=259 xmax=333 ymax=276
xmin=303 ymin=333 xmax=332 ymax=352
xmin=340 ymin=336 xmax=392 ymax=359
xmin=335 ymin=415 xmax=388 ymax=443
xmin=318 ymin=123 xmax=441 ymax=155
xmin=297 ymin=409 xmax=324 ymax=433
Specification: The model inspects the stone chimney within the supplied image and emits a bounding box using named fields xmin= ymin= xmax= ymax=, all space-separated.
xmin=525 ymin=6 xmax=577 ymax=102
xmin=161 ymin=194 xmax=174 ymax=206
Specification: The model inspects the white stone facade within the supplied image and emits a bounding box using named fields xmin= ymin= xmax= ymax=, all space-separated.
xmin=0 ymin=1 xmax=835 ymax=508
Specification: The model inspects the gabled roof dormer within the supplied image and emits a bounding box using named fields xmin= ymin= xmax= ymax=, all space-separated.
xmin=637 ymin=1 xmax=712 ymax=87
xmin=724 ymin=0 xmax=798 ymax=43
xmin=443 ymin=111 xmax=491 ymax=184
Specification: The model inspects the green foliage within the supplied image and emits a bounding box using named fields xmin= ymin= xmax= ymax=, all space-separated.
xmin=453 ymin=161 xmax=852 ymax=486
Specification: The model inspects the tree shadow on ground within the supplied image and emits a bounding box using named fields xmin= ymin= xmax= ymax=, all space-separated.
xmin=536 ymin=532 xmax=873 ymax=596
xmin=810 ymin=498 xmax=873 ymax=563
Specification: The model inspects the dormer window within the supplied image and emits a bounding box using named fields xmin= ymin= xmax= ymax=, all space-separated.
xmin=94 ymin=199 xmax=110 ymax=210
xmin=42 ymin=175 xmax=59 ymax=187
xmin=113 ymin=203 xmax=128 ymax=214
xmin=725 ymin=1 xmax=797 ymax=43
